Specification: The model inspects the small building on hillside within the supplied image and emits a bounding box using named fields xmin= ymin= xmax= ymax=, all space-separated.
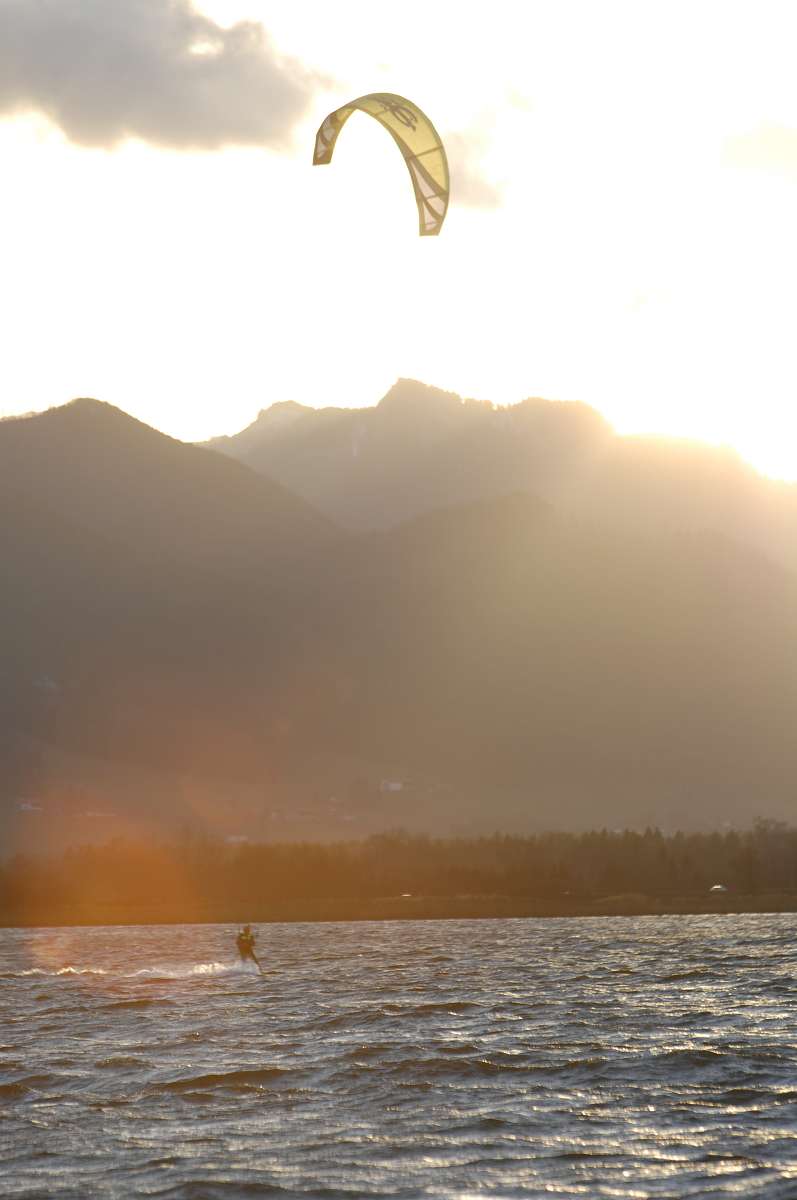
xmin=379 ymin=778 xmax=413 ymax=795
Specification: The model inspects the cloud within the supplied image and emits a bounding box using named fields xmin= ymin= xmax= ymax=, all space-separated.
xmin=724 ymin=123 xmax=797 ymax=178
xmin=0 ymin=0 xmax=319 ymax=151
xmin=445 ymin=130 xmax=502 ymax=210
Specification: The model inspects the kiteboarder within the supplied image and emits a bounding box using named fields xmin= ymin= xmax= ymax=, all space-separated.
xmin=236 ymin=924 xmax=261 ymax=971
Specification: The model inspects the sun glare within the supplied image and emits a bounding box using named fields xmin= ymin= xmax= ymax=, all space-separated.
xmin=1 ymin=4 xmax=796 ymax=480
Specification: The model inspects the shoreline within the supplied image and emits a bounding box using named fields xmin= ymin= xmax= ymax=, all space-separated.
xmin=3 ymin=891 xmax=797 ymax=929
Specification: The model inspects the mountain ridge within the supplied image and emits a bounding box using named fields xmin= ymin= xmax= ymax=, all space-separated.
xmin=203 ymin=379 xmax=797 ymax=574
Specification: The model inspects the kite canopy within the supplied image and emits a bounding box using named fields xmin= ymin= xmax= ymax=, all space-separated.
xmin=313 ymin=93 xmax=449 ymax=236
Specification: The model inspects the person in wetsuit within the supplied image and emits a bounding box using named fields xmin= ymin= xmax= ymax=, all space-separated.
xmin=236 ymin=924 xmax=261 ymax=971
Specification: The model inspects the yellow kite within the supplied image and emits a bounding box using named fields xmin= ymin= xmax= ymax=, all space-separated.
xmin=313 ymin=93 xmax=449 ymax=236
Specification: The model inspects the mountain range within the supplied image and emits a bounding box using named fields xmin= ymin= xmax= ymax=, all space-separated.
xmin=2 ymin=381 xmax=796 ymax=853
xmin=206 ymin=378 xmax=797 ymax=574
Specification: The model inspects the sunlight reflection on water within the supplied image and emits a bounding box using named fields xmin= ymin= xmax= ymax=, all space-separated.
xmin=2 ymin=914 xmax=797 ymax=1198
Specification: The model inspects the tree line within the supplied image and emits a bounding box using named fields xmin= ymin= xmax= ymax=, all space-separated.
xmin=2 ymin=821 xmax=796 ymax=924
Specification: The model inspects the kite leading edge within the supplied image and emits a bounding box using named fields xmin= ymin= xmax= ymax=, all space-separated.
xmin=313 ymin=93 xmax=449 ymax=236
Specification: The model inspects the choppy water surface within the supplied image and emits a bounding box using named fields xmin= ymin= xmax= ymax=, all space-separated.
xmin=2 ymin=915 xmax=797 ymax=1198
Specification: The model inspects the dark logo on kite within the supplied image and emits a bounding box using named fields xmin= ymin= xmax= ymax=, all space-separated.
xmin=377 ymin=98 xmax=418 ymax=131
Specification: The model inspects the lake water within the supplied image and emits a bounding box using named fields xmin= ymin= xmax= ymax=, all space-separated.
xmin=2 ymin=914 xmax=797 ymax=1198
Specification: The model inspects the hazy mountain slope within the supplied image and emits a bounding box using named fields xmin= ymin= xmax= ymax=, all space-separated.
xmin=4 ymin=398 xmax=797 ymax=840
xmin=0 ymin=400 xmax=338 ymax=780
xmin=205 ymin=380 xmax=613 ymax=529
xmin=313 ymin=494 xmax=797 ymax=829
xmin=557 ymin=435 xmax=797 ymax=576
xmin=1 ymin=398 xmax=333 ymax=571
xmin=206 ymin=379 xmax=797 ymax=574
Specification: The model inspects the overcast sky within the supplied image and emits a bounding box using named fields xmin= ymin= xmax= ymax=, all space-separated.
xmin=1 ymin=0 xmax=796 ymax=479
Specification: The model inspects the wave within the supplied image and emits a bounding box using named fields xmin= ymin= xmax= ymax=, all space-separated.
xmin=438 ymin=1041 xmax=482 ymax=1055
xmin=157 ymin=1067 xmax=293 ymax=1094
xmin=102 ymin=997 xmax=175 ymax=1010
xmin=344 ymin=1054 xmax=535 ymax=1082
xmin=757 ymin=975 xmax=796 ymax=993
xmin=718 ymin=1086 xmax=777 ymax=1106
xmin=0 ymin=1081 xmax=30 ymax=1100
xmin=16 ymin=966 xmax=109 ymax=977
xmin=561 ymin=1055 xmax=610 ymax=1072
xmin=307 ymin=1007 xmax=388 ymax=1031
xmin=0 ymin=1074 xmax=57 ymax=1100
xmin=8 ymin=961 xmax=250 ymax=981
xmin=152 ymin=1183 xmax=291 ymax=1199
xmin=384 ymin=1000 xmax=479 ymax=1016
xmin=660 ymin=968 xmax=709 ymax=981
xmin=343 ymin=1042 xmax=396 ymax=1061
xmin=130 ymin=961 xmax=247 ymax=981
xmin=652 ymin=1048 xmax=728 ymax=1069
xmin=94 ymin=1055 xmax=148 ymax=1069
